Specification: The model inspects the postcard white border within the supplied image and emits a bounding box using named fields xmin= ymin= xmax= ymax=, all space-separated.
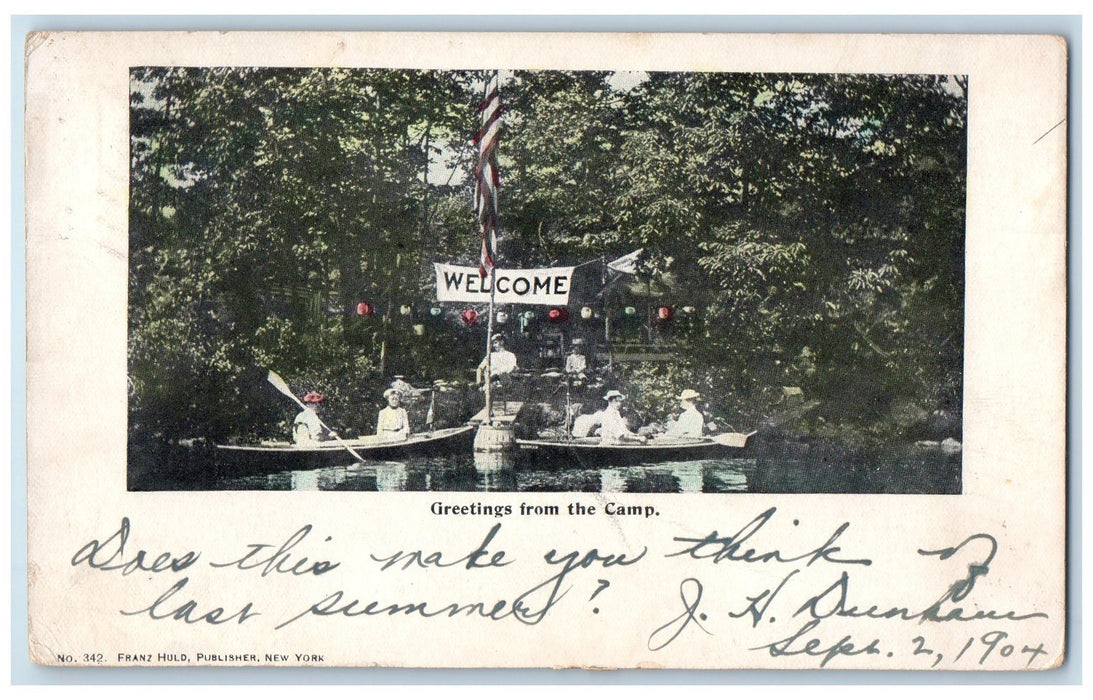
xmin=14 ymin=15 xmax=1079 ymax=684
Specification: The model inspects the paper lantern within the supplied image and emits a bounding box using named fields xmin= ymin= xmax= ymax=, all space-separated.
xmin=429 ymin=306 xmax=443 ymax=317
xmin=461 ymin=309 xmax=479 ymax=325
xmin=580 ymin=306 xmax=594 ymax=320
xmin=399 ymin=304 xmax=412 ymax=316
xmin=624 ymin=306 xmax=637 ymax=316
xmin=496 ymin=311 xmax=509 ymax=324
xmin=548 ymin=308 xmax=569 ymax=323
xmin=657 ymin=306 xmax=674 ymax=321
xmin=356 ymin=302 xmax=374 ymax=316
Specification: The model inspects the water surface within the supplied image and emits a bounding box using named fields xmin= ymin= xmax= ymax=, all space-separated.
xmin=132 ymin=442 xmax=960 ymax=494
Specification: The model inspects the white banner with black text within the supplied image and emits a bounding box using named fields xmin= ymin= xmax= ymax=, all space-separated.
xmin=434 ymin=263 xmax=575 ymax=305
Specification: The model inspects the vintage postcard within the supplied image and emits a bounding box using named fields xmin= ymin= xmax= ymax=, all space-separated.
xmin=25 ymin=32 xmax=1066 ymax=669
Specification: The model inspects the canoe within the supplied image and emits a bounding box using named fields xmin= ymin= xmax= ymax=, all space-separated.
xmin=515 ymin=432 xmax=754 ymax=467
xmin=215 ymin=425 xmax=475 ymax=473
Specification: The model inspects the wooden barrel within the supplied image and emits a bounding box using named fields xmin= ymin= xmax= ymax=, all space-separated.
xmin=473 ymin=450 xmax=516 ymax=472
xmin=474 ymin=423 xmax=515 ymax=453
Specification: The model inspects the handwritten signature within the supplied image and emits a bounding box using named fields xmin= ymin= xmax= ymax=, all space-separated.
xmin=648 ymin=531 xmax=1049 ymax=666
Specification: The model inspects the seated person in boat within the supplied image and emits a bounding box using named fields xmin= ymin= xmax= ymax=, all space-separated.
xmin=476 ymin=334 xmax=518 ymax=385
xmin=662 ymin=389 xmax=706 ymax=439
xmin=293 ymin=391 xmax=330 ymax=445
xmin=376 ymin=388 xmax=410 ymax=441
xmin=600 ymin=390 xmax=647 ymax=444
xmin=565 ymin=339 xmax=588 ymax=379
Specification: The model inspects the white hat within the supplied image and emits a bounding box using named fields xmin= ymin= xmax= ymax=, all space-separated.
xmin=678 ymin=389 xmax=701 ymax=401
xmin=383 ymin=388 xmax=399 ymax=399
xmin=604 ymin=390 xmax=626 ymax=401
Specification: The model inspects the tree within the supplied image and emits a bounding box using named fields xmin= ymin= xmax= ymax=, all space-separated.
xmin=129 ymin=67 xmax=967 ymax=447
xmin=129 ymin=67 xmax=479 ymax=442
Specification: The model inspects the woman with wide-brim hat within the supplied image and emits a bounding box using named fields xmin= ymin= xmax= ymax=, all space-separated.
xmin=664 ymin=389 xmax=705 ymax=438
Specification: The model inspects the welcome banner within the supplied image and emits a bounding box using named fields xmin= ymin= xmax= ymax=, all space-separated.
xmin=434 ymin=263 xmax=575 ymax=305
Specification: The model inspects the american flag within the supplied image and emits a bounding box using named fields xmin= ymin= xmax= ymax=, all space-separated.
xmin=473 ymin=71 xmax=501 ymax=277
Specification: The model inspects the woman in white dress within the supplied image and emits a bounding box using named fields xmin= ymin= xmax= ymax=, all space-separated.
xmin=376 ymin=388 xmax=410 ymax=441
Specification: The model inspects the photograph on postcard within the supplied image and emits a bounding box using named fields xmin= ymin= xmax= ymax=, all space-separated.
xmin=127 ymin=67 xmax=966 ymax=495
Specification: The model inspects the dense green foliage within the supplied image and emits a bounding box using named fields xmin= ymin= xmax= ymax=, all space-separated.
xmin=129 ymin=68 xmax=965 ymax=445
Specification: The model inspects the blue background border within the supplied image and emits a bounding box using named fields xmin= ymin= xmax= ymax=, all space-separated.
xmin=9 ymin=13 xmax=1082 ymax=686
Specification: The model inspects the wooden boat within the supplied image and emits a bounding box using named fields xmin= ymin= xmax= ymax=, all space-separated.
xmin=215 ymin=425 xmax=475 ymax=473
xmin=515 ymin=432 xmax=755 ymax=467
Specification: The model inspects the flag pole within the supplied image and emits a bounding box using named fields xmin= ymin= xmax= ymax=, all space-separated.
xmin=472 ymin=68 xmax=513 ymax=455
xmin=484 ymin=269 xmax=495 ymax=422
xmin=473 ymin=68 xmax=503 ymax=437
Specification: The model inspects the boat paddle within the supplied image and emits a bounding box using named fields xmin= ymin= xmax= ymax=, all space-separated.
xmin=266 ymin=370 xmax=367 ymax=463
xmin=708 ymin=430 xmax=758 ymax=448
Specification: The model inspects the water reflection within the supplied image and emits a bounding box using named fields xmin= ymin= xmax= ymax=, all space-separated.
xmin=748 ymin=440 xmax=962 ymax=494
xmin=599 ymin=469 xmax=626 ymax=493
xmin=671 ymin=463 xmax=704 ymax=493
xmin=213 ymin=454 xmax=755 ymax=493
xmin=186 ymin=444 xmax=959 ymax=494
xmin=290 ymin=470 xmax=320 ymax=490
xmin=478 ymin=467 xmax=519 ymax=492
xmin=375 ymin=463 xmax=409 ymax=491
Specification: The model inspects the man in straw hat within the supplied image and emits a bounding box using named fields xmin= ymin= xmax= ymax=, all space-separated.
xmin=376 ymin=388 xmax=410 ymax=442
xmin=599 ymin=390 xmax=646 ymax=445
xmin=565 ymin=338 xmax=588 ymax=378
xmin=664 ymin=389 xmax=705 ymax=438
xmin=293 ymin=391 xmax=328 ymax=445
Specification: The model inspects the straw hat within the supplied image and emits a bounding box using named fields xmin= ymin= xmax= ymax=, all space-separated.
xmin=678 ymin=389 xmax=701 ymax=401
xmin=604 ymin=390 xmax=626 ymax=401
